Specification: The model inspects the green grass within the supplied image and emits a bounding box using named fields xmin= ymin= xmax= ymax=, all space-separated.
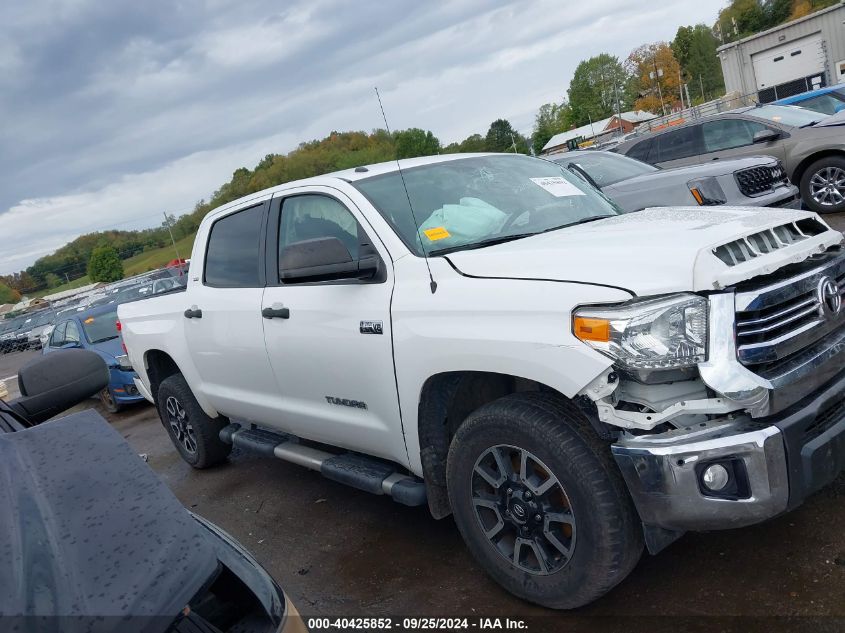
xmin=31 ymin=233 xmax=197 ymax=298
xmin=122 ymin=233 xmax=196 ymax=277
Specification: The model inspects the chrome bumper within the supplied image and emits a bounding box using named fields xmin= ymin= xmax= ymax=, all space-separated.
xmin=612 ymin=420 xmax=788 ymax=531
xmin=613 ymin=368 xmax=845 ymax=532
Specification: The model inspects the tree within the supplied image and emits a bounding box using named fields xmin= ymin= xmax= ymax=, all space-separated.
xmin=567 ymin=54 xmax=629 ymax=126
xmin=87 ymin=245 xmax=124 ymax=283
xmin=627 ymin=42 xmax=682 ymax=114
xmin=673 ymin=25 xmax=725 ymax=102
xmin=531 ymin=102 xmax=573 ymax=154
xmin=44 ymin=273 xmax=63 ymax=289
xmin=484 ymin=119 xmax=528 ymax=153
xmin=0 ymin=283 xmax=20 ymax=304
xmin=394 ymin=128 xmax=441 ymax=158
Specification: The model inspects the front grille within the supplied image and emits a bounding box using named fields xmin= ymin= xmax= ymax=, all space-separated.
xmin=734 ymin=250 xmax=845 ymax=368
xmin=734 ymin=163 xmax=789 ymax=197
xmin=803 ymin=397 xmax=845 ymax=443
xmin=713 ymin=218 xmax=827 ymax=267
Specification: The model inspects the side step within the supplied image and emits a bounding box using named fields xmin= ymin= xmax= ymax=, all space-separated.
xmin=219 ymin=423 xmax=427 ymax=507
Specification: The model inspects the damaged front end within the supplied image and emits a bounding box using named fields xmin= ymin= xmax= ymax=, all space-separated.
xmin=575 ymin=240 xmax=845 ymax=552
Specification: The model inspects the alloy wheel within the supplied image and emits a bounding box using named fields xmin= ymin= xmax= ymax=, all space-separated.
xmin=471 ymin=444 xmax=576 ymax=575
xmin=165 ymin=396 xmax=197 ymax=455
xmin=809 ymin=166 xmax=845 ymax=207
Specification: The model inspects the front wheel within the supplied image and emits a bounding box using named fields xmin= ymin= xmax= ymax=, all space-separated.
xmin=447 ymin=393 xmax=642 ymax=609
xmin=799 ymin=156 xmax=845 ymax=214
xmin=156 ymin=374 xmax=231 ymax=469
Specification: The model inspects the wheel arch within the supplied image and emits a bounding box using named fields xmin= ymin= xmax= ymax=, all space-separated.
xmin=417 ymin=371 xmax=603 ymax=519
xmin=791 ymin=149 xmax=845 ymax=187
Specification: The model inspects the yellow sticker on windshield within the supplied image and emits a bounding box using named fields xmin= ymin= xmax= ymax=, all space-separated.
xmin=423 ymin=227 xmax=451 ymax=241
xmin=84 ymin=317 xmax=95 ymax=324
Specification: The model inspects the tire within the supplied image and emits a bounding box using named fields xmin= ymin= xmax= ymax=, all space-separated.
xmin=99 ymin=387 xmax=122 ymax=413
xmin=799 ymin=156 xmax=845 ymax=214
xmin=156 ymin=374 xmax=231 ymax=469
xmin=447 ymin=392 xmax=643 ymax=609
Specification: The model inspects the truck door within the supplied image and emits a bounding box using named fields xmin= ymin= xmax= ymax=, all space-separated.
xmin=260 ymin=188 xmax=406 ymax=465
xmin=183 ymin=200 xmax=281 ymax=422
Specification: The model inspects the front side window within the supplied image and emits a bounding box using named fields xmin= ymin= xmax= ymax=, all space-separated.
xmin=278 ymin=195 xmax=361 ymax=267
xmin=702 ymin=119 xmax=768 ymax=152
xmin=353 ymin=154 xmax=621 ymax=256
xmin=204 ymin=204 xmax=264 ymax=287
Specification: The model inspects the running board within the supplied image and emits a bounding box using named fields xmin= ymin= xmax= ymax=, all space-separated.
xmin=219 ymin=423 xmax=426 ymax=507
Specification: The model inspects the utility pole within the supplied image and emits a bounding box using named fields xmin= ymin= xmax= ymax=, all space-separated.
xmin=650 ymin=57 xmax=666 ymax=116
xmin=699 ymin=74 xmax=706 ymax=102
xmin=678 ymin=67 xmax=685 ymax=110
xmin=163 ymin=212 xmax=182 ymax=262
xmin=509 ymin=133 xmax=518 ymax=154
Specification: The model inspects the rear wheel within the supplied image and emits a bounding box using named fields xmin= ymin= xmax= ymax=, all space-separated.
xmin=156 ymin=374 xmax=231 ymax=469
xmin=800 ymin=156 xmax=845 ymax=214
xmin=447 ymin=392 xmax=642 ymax=609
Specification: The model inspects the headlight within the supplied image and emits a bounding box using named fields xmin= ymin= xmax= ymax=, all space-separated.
xmin=573 ymin=294 xmax=708 ymax=369
xmin=687 ymin=177 xmax=727 ymax=205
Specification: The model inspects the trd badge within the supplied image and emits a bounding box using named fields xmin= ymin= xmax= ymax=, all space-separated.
xmin=360 ymin=320 xmax=383 ymax=335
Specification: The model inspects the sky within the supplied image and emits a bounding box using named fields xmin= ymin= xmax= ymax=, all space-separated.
xmin=0 ymin=0 xmax=723 ymax=275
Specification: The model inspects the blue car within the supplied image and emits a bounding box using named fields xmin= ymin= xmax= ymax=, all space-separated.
xmin=43 ymin=305 xmax=146 ymax=413
xmin=774 ymin=84 xmax=845 ymax=115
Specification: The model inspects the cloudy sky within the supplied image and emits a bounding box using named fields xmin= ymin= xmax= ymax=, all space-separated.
xmin=0 ymin=0 xmax=723 ymax=274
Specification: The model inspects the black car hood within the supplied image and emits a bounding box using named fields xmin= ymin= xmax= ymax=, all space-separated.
xmin=0 ymin=411 xmax=217 ymax=630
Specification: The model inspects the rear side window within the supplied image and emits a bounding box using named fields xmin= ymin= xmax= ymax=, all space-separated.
xmin=625 ymin=138 xmax=653 ymax=163
xmin=655 ymin=126 xmax=700 ymax=162
xmin=204 ymin=204 xmax=264 ymax=287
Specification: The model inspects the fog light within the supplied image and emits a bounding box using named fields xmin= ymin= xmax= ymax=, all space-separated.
xmin=702 ymin=464 xmax=730 ymax=491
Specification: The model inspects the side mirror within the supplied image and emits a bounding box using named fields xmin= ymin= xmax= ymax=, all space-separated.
xmin=280 ymin=237 xmax=380 ymax=283
xmin=753 ymin=129 xmax=780 ymax=143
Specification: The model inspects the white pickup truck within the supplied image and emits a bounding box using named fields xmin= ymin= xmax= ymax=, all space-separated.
xmin=119 ymin=153 xmax=845 ymax=609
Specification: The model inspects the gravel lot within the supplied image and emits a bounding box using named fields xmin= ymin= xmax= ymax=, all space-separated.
xmin=2 ymin=210 xmax=844 ymax=629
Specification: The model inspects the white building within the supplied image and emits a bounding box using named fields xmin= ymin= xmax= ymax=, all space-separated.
xmin=717 ymin=2 xmax=845 ymax=102
xmin=541 ymin=111 xmax=657 ymax=155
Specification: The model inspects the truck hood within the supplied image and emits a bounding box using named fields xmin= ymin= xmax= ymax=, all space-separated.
xmin=0 ymin=411 xmax=217 ymax=626
xmin=445 ymin=207 xmax=843 ymax=296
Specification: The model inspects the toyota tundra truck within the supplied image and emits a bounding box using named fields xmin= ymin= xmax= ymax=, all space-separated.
xmin=118 ymin=153 xmax=845 ymax=609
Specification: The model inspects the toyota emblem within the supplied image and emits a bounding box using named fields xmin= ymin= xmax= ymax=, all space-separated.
xmin=817 ymin=276 xmax=842 ymax=319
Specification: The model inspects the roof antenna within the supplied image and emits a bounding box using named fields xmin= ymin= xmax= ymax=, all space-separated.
xmin=374 ymin=87 xmax=437 ymax=294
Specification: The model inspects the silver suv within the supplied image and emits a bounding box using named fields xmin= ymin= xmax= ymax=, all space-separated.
xmin=614 ymin=105 xmax=845 ymax=214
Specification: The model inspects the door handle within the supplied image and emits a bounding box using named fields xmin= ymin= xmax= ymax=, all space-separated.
xmin=262 ymin=306 xmax=290 ymax=319
xmin=184 ymin=307 xmax=203 ymax=319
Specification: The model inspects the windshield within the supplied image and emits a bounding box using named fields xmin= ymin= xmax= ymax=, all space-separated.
xmin=81 ymin=310 xmax=119 ymax=344
xmin=353 ymin=154 xmax=621 ymax=256
xmin=551 ymin=151 xmax=658 ymax=187
xmin=793 ymin=90 xmax=845 ymax=116
xmin=746 ymin=104 xmax=823 ymax=127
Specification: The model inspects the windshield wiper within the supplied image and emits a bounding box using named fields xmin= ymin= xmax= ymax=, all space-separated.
xmin=429 ymin=233 xmax=537 ymax=256
xmin=550 ymin=215 xmax=616 ymax=230
xmin=799 ymin=120 xmax=821 ymax=128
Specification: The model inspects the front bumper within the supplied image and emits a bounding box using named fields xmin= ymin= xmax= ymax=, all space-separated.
xmin=612 ymin=368 xmax=845 ymax=531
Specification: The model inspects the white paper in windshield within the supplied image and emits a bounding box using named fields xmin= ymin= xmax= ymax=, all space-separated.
xmin=530 ymin=177 xmax=586 ymax=197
